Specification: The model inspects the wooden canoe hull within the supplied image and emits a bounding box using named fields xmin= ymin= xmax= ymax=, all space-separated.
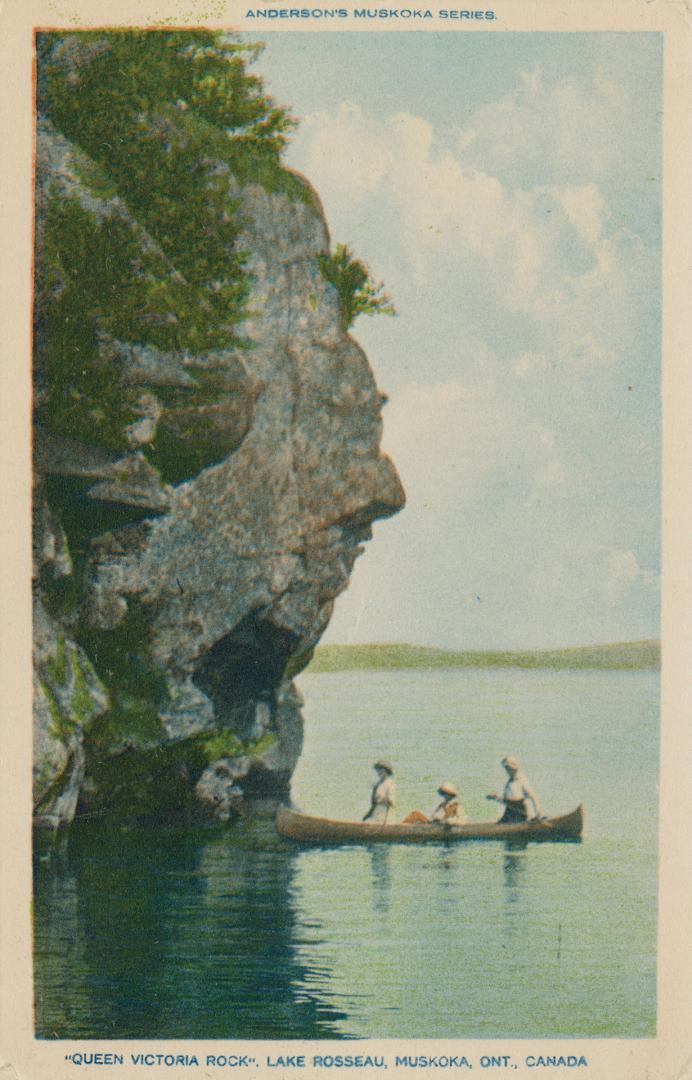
xmin=276 ymin=805 xmax=584 ymax=845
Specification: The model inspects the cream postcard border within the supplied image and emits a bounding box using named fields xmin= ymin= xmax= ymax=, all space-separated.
xmin=1 ymin=3 xmax=690 ymax=1078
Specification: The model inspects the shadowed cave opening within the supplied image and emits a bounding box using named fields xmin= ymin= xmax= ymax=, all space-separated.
xmin=192 ymin=612 xmax=299 ymax=737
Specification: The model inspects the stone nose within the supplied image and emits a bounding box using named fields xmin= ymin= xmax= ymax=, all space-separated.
xmin=329 ymin=452 xmax=405 ymax=536
xmin=362 ymin=452 xmax=406 ymax=523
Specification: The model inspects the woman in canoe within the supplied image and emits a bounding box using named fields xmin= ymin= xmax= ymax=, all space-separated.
xmin=486 ymin=755 xmax=542 ymax=823
xmin=363 ymin=760 xmax=396 ymax=823
xmin=401 ymin=781 xmax=467 ymax=825
xmin=430 ymin=781 xmax=467 ymax=824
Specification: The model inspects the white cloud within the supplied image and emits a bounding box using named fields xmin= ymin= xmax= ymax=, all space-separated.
xmin=458 ymin=52 xmax=659 ymax=199
xmin=378 ymin=370 xmax=572 ymax=532
xmin=293 ymin=97 xmax=655 ymax=381
xmin=598 ymin=548 xmax=658 ymax=604
xmin=299 ymin=103 xmax=394 ymax=194
xmin=552 ymin=184 xmax=605 ymax=245
xmin=523 ymin=542 xmax=658 ymax=620
xmin=281 ymin=46 xmax=659 ymax=648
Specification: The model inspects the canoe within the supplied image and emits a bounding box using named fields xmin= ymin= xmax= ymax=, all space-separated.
xmin=276 ymin=805 xmax=583 ymax=845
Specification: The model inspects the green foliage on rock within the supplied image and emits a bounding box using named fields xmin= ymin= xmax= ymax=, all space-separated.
xmin=45 ymin=632 xmax=68 ymax=685
xmin=77 ymin=598 xmax=170 ymax=750
xmin=82 ymin=737 xmax=209 ymax=823
xmin=143 ymin=360 xmax=254 ymax=484
xmin=80 ymin=726 xmax=278 ymax=824
xmin=41 ymin=192 xmax=167 ymax=450
xmin=40 ymin=640 xmax=105 ymax=738
xmin=40 ymin=678 xmax=73 ymax=740
xmin=201 ymin=728 xmax=277 ymax=762
xmin=38 ymin=30 xmax=299 ymax=195
xmin=35 ymin=29 xmax=300 ymax=458
xmin=318 ymin=243 xmax=395 ymax=331
xmin=201 ymin=729 xmax=244 ymax=761
xmin=68 ymin=645 xmax=98 ymax=727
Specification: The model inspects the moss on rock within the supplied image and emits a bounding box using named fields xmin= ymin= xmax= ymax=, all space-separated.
xmin=77 ymin=597 xmax=170 ymax=751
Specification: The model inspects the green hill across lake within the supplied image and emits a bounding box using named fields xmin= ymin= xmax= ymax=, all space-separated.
xmin=307 ymin=640 xmax=660 ymax=673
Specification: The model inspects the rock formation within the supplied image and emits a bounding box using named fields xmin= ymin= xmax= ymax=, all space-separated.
xmin=33 ymin=32 xmax=404 ymax=829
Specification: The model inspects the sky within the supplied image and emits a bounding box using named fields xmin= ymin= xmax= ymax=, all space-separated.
xmin=249 ymin=32 xmax=662 ymax=650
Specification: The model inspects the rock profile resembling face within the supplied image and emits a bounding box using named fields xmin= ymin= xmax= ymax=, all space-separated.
xmin=84 ymin=178 xmax=405 ymax=704
xmin=124 ymin=182 xmax=404 ymax=820
xmin=32 ymin=38 xmax=405 ymax=828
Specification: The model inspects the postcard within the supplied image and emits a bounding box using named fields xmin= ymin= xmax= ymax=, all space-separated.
xmin=1 ymin=1 xmax=691 ymax=1079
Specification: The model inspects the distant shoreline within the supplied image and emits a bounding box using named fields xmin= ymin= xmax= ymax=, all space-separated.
xmin=307 ymin=640 xmax=660 ymax=673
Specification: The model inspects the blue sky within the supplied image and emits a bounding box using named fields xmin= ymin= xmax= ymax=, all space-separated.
xmin=249 ymin=32 xmax=661 ymax=649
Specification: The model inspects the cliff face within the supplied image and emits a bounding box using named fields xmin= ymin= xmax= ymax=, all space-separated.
xmin=33 ymin=33 xmax=404 ymax=829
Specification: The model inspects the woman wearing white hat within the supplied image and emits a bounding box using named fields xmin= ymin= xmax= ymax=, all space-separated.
xmin=363 ymin=760 xmax=396 ymax=823
xmin=486 ymin=756 xmax=542 ymax=823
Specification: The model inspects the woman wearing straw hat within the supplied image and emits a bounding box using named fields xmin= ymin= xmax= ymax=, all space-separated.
xmin=401 ymin=781 xmax=467 ymax=825
xmin=430 ymin=781 xmax=467 ymax=825
xmin=486 ymin=755 xmax=542 ymax=823
xmin=363 ymin=760 xmax=396 ymax=823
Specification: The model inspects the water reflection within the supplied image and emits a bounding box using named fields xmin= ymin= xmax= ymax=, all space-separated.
xmin=369 ymin=848 xmax=391 ymax=915
xmin=502 ymin=843 xmax=528 ymax=899
xmin=33 ymin=823 xmax=347 ymax=1039
xmin=500 ymin=844 xmax=528 ymax=950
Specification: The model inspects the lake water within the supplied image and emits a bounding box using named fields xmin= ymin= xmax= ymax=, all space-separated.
xmin=33 ymin=667 xmax=659 ymax=1039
